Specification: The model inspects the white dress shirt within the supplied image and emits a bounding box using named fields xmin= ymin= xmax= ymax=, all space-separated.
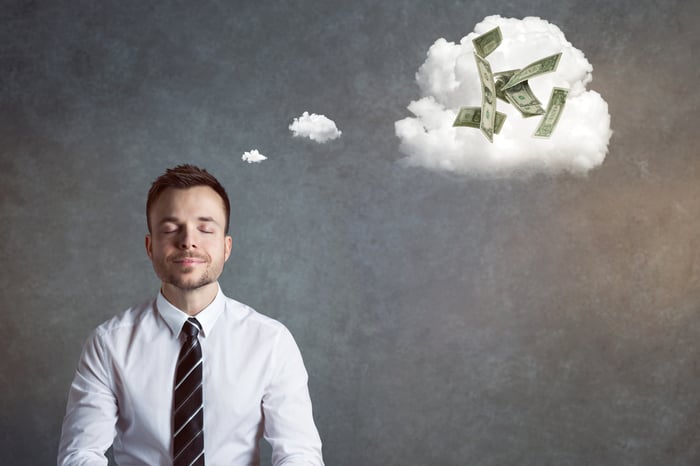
xmin=58 ymin=285 xmax=324 ymax=466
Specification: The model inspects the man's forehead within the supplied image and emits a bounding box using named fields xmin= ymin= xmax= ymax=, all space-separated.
xmin=151 ymin=186 xmax=226 ymax=217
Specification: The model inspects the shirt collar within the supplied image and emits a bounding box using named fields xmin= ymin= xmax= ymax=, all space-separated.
xmin=156 ymin=284 xmax=225 ymax=338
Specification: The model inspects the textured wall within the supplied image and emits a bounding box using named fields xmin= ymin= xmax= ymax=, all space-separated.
xmin=1 ymin=1 xmax=699 ymax=465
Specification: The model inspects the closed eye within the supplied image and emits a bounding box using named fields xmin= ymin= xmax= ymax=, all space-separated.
xmin=160 ymin=224 xmax=179 ymax=234
xmin=198 ymin=222 xmax=216 ymax=233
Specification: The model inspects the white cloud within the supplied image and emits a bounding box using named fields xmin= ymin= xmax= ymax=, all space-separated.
xmin=289 ymin=112 xmax=342 ymax=143
xmin=394 ymin=15 xmax=612 ymax=177
xmin=241 ymin=149 xmax=267 ymax=163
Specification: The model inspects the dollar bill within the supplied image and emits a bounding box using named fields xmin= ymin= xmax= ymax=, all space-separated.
xmin=472 ymin=26 xmax=502 ymax=58
xmin=474 ymin=53 xmax=496 ymax=142
xmin=504 ymin=81 xmax=545 ymax=117
xmin=502 ymin=52 xmax=562 ymax=90
xmin=533 ymin=87 xmax=569 ymax=138
xmin=494 ymin=69 xmax=517 ymax=103
xmin=453 ymin=106 xmax=507 ymax=134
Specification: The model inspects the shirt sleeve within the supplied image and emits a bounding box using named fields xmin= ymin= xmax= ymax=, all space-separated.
xmin=262 ymin=327 xmax=324 ymax=466
xmin=57 ymin=330 xmax=118 ymax=466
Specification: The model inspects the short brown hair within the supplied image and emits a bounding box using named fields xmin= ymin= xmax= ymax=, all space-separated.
xmin=146 ymin=164 xmax=231 ymax=234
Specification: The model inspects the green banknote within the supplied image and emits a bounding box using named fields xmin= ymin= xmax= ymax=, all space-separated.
xmin=504 ymin=81 xmax=545 ymax=117
xmin=474 ymin=53 xmax=496 ymax=143
xmin=453 ymin=107 xmax=507 ymax=134
xmin=494 ymin=69 xmax=517 ymax=103
xmin=502 ymin=52 xmax=562 ymax=90
xmin=533 ymin=87 xmax=569 ymax=138
xmin=472 ymin=26 xmax=502 ymax=58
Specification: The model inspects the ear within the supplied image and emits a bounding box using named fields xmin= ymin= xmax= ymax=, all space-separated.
xmin=224 ymin=235 xmax=232 ymax=262
xmin=145 ymin=234 xmax=153 ymax=260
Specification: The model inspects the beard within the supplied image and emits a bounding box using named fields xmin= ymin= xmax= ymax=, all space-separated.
xmin=153 ymin=252 xmax=220 ymax=291
xmin=162 ymin=269 xmax=215 ymax=291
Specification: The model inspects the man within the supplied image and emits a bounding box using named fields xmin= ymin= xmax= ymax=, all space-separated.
xmin=58 ymin=165 xmax=324 ymax=465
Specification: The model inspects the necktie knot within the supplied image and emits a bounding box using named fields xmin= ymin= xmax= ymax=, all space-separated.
xmin=182 ymin=318 xmax=201 ymax=339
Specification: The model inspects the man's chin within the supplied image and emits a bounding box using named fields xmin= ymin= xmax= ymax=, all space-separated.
xmin=166 ymin=277 xmax=215 ymax=292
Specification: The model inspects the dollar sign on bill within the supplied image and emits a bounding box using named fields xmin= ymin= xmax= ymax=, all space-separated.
xmin=472 ymin=26 xmax=502 ymax=58
xmin=533 ymin=87 xmax=569 ymax=138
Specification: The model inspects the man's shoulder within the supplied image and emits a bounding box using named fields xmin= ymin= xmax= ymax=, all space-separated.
xmin=220 ymin=294 xmax=289 ymax=335
xmin=92 ymin=297 xmax=157 ymax=338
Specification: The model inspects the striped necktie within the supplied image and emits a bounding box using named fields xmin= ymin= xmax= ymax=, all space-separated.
xmin=173 ymin=317 xmax=205 ymax=466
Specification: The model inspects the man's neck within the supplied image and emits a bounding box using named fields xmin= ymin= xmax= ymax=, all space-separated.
xmin=160 ymin=282 xmax=219 ymax=316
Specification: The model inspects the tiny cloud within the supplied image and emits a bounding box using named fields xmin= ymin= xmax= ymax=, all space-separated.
xmin=241 ymin=149 xmax=267 ymax=163
xmin=394 ymin=15 xmax=612 ymax=178
xmin=289 ymin=112 xmax=342 ymax=143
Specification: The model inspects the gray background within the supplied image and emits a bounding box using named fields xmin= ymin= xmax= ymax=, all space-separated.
xmin=1 ymin=0 xmax=699 ymax=465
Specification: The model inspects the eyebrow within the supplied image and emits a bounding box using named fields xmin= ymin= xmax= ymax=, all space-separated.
xmin=158 ymin=216 xmax=221 ymax=225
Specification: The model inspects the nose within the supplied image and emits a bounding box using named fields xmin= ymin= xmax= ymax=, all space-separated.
xmin=178 ymin=226 xmax=198 ymax=250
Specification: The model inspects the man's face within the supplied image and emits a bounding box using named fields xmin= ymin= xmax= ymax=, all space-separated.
xmin=145 ymin=186 xmax=232 ymax=292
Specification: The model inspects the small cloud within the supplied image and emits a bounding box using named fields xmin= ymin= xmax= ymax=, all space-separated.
xmin=289 ymin=111 xmax=342 ymax=143
xmin=394 ymin=15 xmax=612 ymax=178
xmin=241 ymin=149 xmax=267 ymax=163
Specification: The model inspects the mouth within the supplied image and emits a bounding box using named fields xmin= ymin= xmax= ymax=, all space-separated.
xmin=174 ymin=259 xmax=205 ymax=265
xmin=171 ymin=255 xmax=208 ymax=265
